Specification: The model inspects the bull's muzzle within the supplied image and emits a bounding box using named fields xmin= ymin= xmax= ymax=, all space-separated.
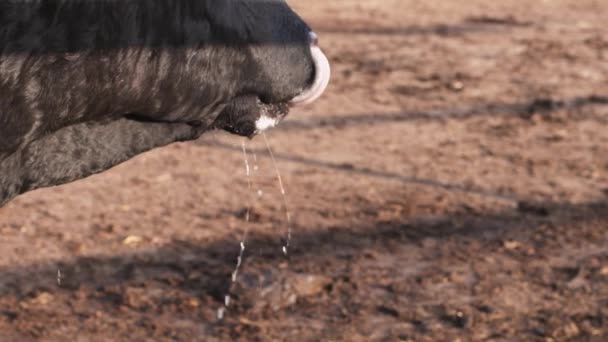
xmin=289 ymin=32 xmax=331 ymax=107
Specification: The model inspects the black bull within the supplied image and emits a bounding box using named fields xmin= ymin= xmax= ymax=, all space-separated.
xmin=0 ymin=0 xmax=330 ymax=206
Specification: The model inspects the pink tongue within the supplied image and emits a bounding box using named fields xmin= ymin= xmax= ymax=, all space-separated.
xmin=289 ymin=38 xmax=331 ymax=107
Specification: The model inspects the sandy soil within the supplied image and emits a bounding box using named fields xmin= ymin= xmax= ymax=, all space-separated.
xmin=1 ymin=0 xmax=608 ymax=340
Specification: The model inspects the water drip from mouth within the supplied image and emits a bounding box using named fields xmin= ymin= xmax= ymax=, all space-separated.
xmin=216 ymin=134 xmax=293 ymax=321
xmin=217 ymin=139 xmax=256 ymax=320
xmin=262 ymin=133 xmax=292 ymax=257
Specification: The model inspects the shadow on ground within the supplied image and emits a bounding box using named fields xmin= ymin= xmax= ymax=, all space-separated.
xmin=0 ymin=199 xmax=605 ymax=301
xmin=278 ymin=95 xmax=608 ymax=131
xmin=316 ymin=16 xmax=533 ymax=37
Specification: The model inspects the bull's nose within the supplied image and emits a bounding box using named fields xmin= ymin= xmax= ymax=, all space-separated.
xmin=289 ymin=32 xmax=330 ymax=107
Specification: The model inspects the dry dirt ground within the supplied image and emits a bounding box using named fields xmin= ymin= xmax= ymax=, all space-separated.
xmin=1 ymin=0 xmax=608 ymax=341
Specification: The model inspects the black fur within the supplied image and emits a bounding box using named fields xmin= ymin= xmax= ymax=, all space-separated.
xmin=0 ymin=0 xmax=316 ymax=206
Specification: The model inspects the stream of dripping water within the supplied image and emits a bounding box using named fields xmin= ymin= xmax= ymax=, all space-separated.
xmin=217 ymin=140 xmax=255 ymax=320
xmin=217 ymin=134 xmax=292 ymax=320
xmin=262 ymin=132 xmax=292 ymax=257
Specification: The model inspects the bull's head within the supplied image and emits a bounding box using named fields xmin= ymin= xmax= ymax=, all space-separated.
xmin=2 ymin=0 xmax=330 ymax=139
xmin=0 ymin=0 xmax=331 ymax=206
xmin=201 ymin=0 xmax=331 ymax=137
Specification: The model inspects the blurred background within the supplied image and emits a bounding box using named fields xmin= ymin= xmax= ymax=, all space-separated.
xmin=1 ymin=0 xmax=607 ymax=340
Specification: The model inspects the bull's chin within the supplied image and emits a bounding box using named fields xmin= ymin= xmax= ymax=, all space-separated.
xmin=212 ymin=96 xmax=289 ymax=138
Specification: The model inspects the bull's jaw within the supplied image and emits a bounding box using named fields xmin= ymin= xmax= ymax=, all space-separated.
xmin=255 ymin=115 xmax=280 ymax=132
xmin=212 ymin=96 xmax=289 ymax=138
xmin=252 ymin=99 xmax=289 ymax=135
